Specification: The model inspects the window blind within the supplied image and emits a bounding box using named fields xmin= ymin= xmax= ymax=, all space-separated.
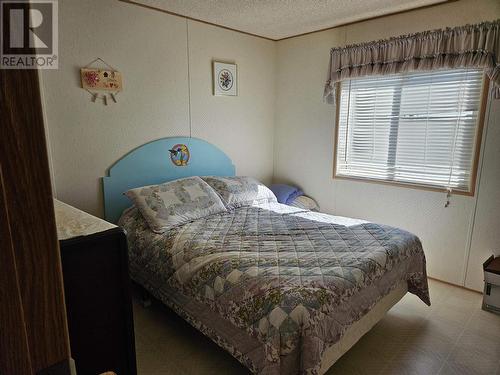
xmin=336 ymin=69 xmax=484 ymax=192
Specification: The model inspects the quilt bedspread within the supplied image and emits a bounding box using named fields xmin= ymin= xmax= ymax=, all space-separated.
xmin=120 ymin=202 xmax=430 ymax=374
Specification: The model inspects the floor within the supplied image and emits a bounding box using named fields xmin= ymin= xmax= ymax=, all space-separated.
xmin=133 ymin=279 xmax=500 ymax=375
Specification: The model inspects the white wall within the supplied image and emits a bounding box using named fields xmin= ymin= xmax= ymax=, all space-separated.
xmin=40 ymin=0 xmax=275 ymax=217
xmin=465 ymin=93 xmax=500 ymax=291
xmin=274 ymin=0 xmax=500 ymax=291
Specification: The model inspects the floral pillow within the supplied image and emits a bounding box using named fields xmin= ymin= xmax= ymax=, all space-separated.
xmin=201 ymin=176 xmax=277 ymax=209
xmin=124 ymin=176 xmax=227 ymax=233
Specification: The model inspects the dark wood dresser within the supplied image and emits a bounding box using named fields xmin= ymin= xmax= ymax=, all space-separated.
xmin=54 ymin=199 xmax=137 ymax=375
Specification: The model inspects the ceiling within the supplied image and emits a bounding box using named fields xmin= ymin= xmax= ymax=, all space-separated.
xmin=127 ymin=0 xmax=448 ymax=40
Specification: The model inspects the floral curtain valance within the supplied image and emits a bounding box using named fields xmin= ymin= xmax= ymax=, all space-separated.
xmin=324 ymin=19 xmax=500 ymax=104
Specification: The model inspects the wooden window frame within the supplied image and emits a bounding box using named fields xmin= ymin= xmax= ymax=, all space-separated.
xmin=332 ymin=74 xmax=490 ymax=197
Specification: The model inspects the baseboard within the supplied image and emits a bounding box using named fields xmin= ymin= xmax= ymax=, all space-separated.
xmin=427 ymin=276 xmax=482 ymax=294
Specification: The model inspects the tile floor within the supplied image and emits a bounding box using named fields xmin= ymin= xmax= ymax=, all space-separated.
xmin=133 ymin=279 xmax=500 ymax=375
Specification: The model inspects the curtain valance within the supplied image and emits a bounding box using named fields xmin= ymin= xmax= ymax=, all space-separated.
xmin=324 ymin=20 xmax=500 ymax=103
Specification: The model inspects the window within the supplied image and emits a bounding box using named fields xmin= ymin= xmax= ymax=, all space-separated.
xmin=335 ymin=68 xmax=487 ymax=194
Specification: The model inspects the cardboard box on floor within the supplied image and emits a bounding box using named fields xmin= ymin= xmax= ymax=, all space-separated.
xmin=483 ymin=255 xmax=500 ymax=314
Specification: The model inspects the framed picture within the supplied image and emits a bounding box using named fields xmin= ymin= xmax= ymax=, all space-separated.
xmin=213 ymin=61 xmax=237 ymax=96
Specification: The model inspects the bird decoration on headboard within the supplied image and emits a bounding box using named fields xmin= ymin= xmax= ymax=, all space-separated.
xmin=168 ymin=144 xmax=190 ymax=166
xmin=168 ymin=147 xmax=180 ymax=156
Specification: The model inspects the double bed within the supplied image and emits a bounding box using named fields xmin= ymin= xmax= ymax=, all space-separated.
xmin=103 ymin=137 xmax=430 ymax=375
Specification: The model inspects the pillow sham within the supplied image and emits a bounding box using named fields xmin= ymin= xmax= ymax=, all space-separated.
xmin=289 ymin=195 xmax=319 ymax=211
xmin=201 ymin=176 xmax=277 ymax=209
xmin=124 ymin=176 xmax=227 ymax=233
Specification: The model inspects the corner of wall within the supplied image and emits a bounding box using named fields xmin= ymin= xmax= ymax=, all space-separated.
xmin=271 ymin=39 xmax=279 ymax=184
xmin=38 ymin=71 xmax=57 ymax=197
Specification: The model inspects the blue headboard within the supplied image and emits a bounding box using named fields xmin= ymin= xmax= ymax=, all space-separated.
xmin=102 ymin=137 xmax=235 ymax=223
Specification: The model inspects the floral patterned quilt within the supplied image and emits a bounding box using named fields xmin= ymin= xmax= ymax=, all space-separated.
xmin=120 ymin=202 xmax=430 ymax=375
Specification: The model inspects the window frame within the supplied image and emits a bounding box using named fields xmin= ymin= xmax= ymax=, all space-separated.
xmin=332 ymin=72 xmax=490 ymax=196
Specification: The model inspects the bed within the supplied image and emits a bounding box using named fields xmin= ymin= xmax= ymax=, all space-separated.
xmin=103 ymin=137 xmax=430 ymax=375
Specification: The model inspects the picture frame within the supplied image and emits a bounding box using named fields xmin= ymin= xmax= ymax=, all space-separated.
xmin=213 ymin=61 xmax=237 ymax=96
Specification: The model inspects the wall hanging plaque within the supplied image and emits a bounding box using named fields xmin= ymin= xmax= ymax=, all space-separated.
xmin=169 ymin=144 xmax=190 ymax=166
xmin=81 ymin=58 xmax=123 ymax=105
xmin=213 ymin=61 xmax=237 ymax=96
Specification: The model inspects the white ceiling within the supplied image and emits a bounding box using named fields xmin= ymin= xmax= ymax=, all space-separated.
xmin=129 ymin=0 xmax=447 ymax=40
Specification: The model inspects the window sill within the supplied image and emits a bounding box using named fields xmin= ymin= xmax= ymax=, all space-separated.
xmin=333 ymin=174 xmax=474 ymax=197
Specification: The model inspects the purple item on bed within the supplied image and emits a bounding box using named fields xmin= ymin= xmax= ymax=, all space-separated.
xmin=270 ymin=184 xmax=304 ymax=204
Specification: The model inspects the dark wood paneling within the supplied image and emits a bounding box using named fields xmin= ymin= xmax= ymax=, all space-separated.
xmin=0 ymin=168 xmax=32 ymax=375
xmin=0 ymin=67 xmax=71 ymax=372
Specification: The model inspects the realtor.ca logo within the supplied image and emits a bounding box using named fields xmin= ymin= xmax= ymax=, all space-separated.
xmin=1 ymin=0 xmax=58 ymax=69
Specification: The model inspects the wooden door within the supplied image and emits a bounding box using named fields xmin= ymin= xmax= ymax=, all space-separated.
xmin=0 ymin=67 xmax=73 ymax=374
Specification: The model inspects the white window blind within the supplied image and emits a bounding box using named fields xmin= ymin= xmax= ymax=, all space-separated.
xmin=336 ymin=68 xmax=485 ymax=192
